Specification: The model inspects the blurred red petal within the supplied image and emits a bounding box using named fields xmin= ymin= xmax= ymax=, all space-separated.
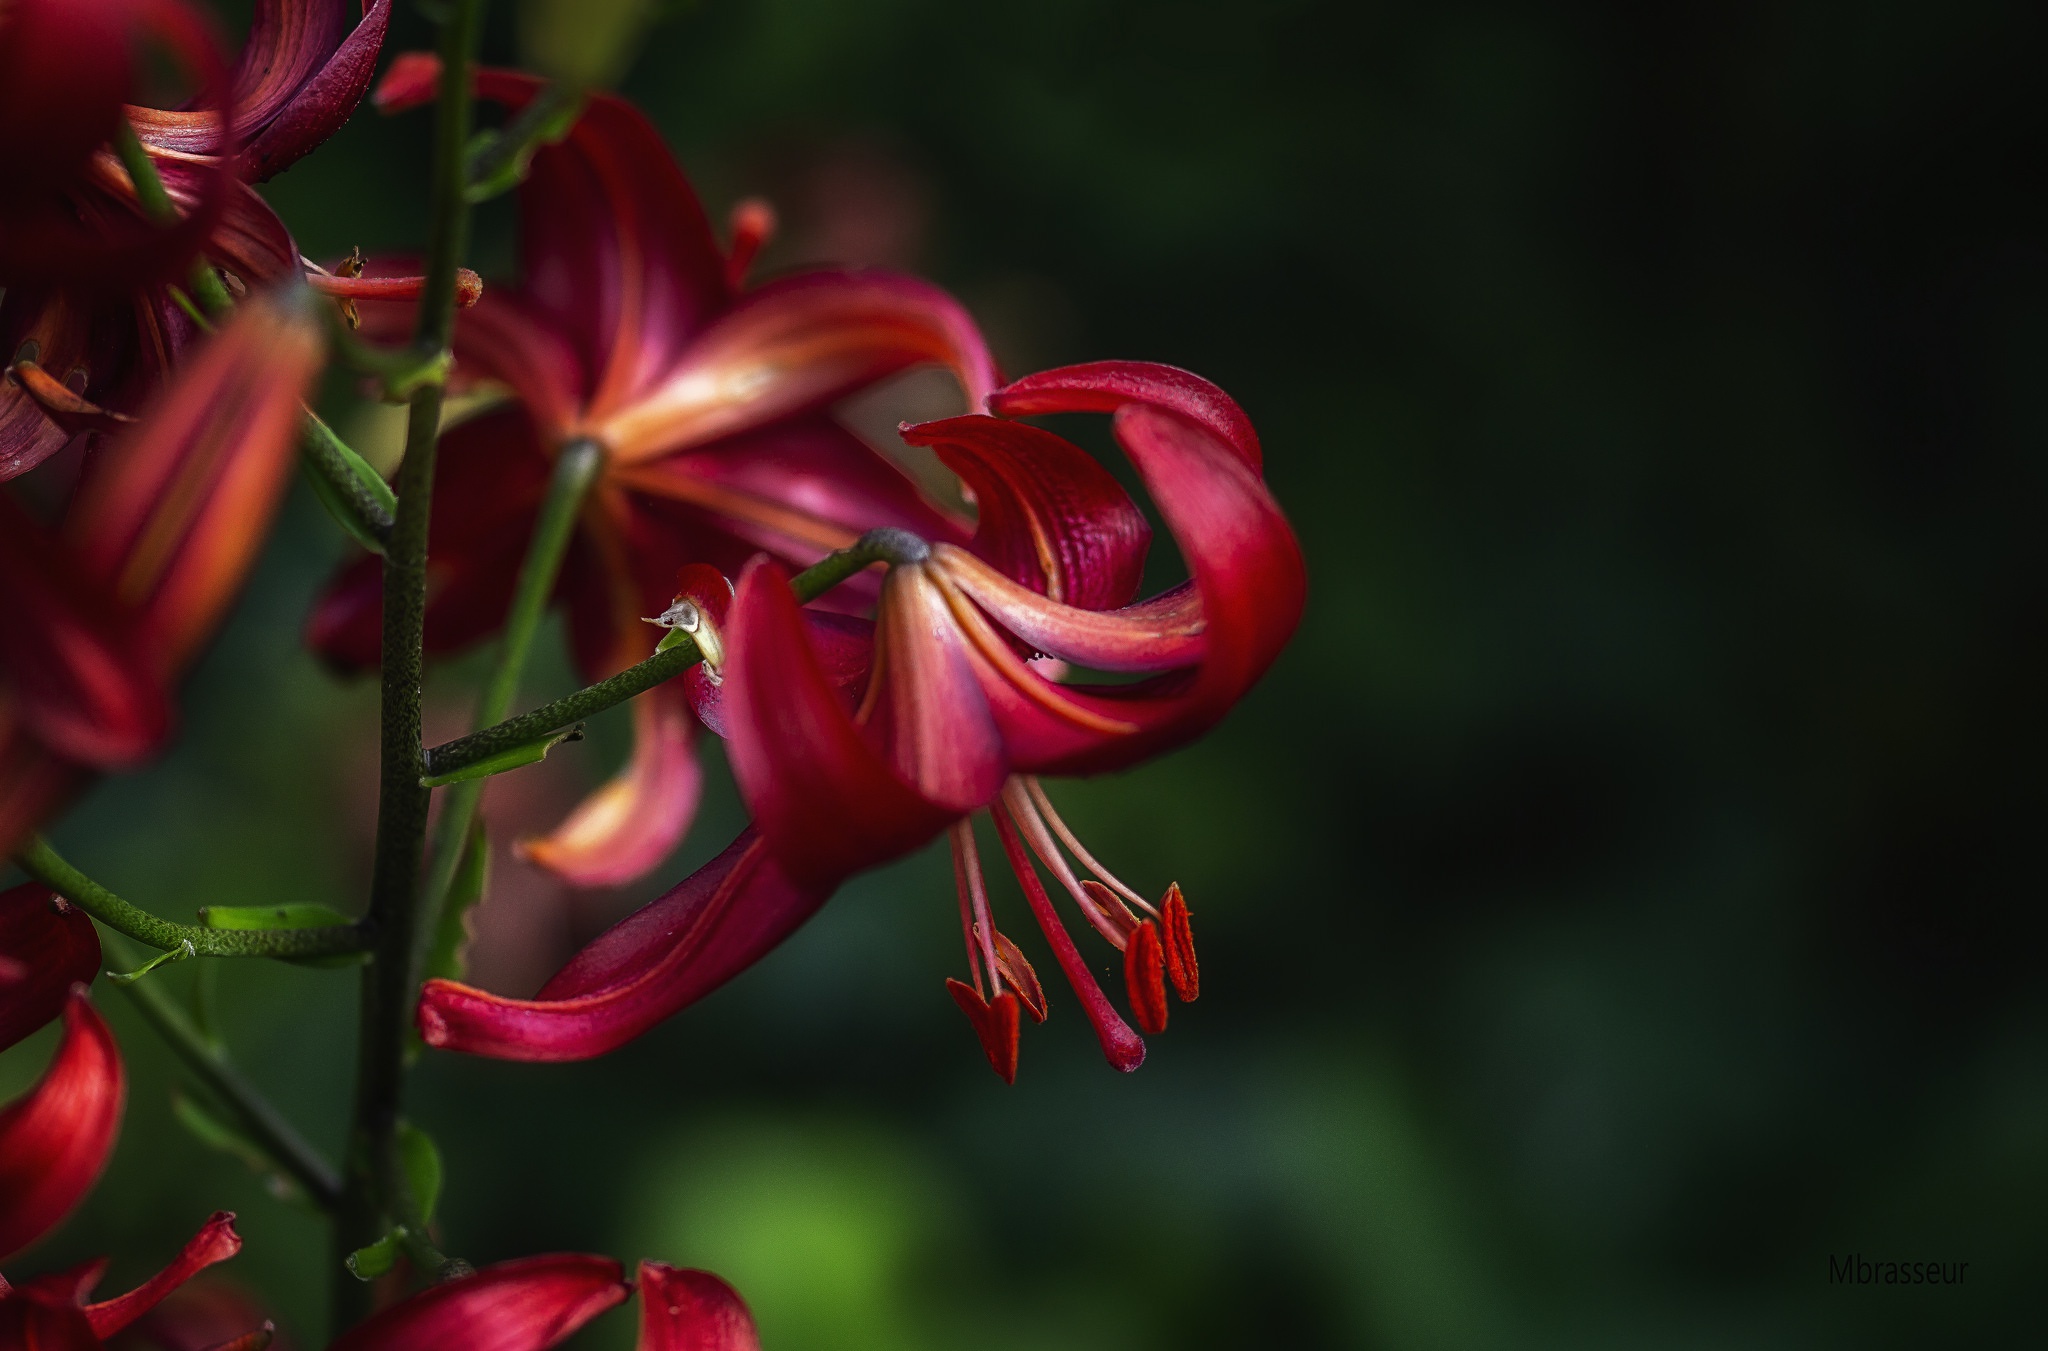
xmin=0 ymin=993 xmax=125 ymax=1264
xmin=517 ymin=681 xmax=702 ymax=889
xmin=82 ymin=1211 xmax=241 ymax=1337
xmin=327 ymin=1254 xmax=629 ymax=1351
xmin=0 ymin=884 xmax=102 ymax=1053
xmin=635 ymin=1264 xmax=761 ymax=1351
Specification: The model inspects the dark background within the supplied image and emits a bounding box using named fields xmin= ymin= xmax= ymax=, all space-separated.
xmin=5 ymin=1 xmax=2045 ymax=1346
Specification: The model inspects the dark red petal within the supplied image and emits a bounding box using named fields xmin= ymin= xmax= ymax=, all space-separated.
xmin=1122 ymin=921 xmax=1168 ymax=1036
xmin=988 ymin=805 xmax=1144 ymax=1073
xmin=598 ymin=270 xmax=1000 ymax=463
xmin=418 ymin=831 xmax=831 ymax=1061
xmin=723 ymin=558 xmax=972 ymax=887
xmin=0 ymin=992 xmax=125 ymax=1263
xmin=0 ymin=735 xmax=88 ymax=864
xmin=327 ymin=1254 xmax=629 ymax=1351
xmin=0 ymin=492 xmax=171 ymax=767
xmin=990 ymin=360 xmax=1262 ymax=470
xmin=688 ymin=609 xmax=870 ymax=742
xmin=635 ymin=1263 xmax=762 ymax=1351
xmin=0 ymin=0 xmax=136 ymax=200
xmin=1160 ymin=883 xmax=1198 ymax=1002
xmin=83 ymin=1211 xmax=242 ymax=1336
xmin=65 ymin=290 xmax=324 ymax=675
xmin=0 ymin=884 xmax=102 ymax=1052
xmin=945 ymin=979 xmax=1021 ymax=1085
xmin=517 ymin=681 xmax=702 ymax=889
xmin=0 ymin=1294 xmax=100 ymax=1350
xmin=901 ymin=414 xmax=1149 ymax=610
xmin=1 ymin=287 xmax=101 ymax=482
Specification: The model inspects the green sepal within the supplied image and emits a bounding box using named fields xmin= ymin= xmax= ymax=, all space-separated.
xmin=171 ymin=1088 xmax=308 ymax=1207
xmin=346 ymin=1228 xmax=407 ymax=1281
xmin=397 ymin=1120 xmax=444 ymax=1225
xmin=654 ymin=627 xmax=697 ymax=654
xmin=421 ymin=724 xmax=583 ymax=787
xmin=200 ymin=902 xmax=367 ymax=969
xmin=300 ymin=415 xmax=396 ymax=554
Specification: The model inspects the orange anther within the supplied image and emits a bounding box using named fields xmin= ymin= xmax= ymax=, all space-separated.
xmin=946 ymin=977 xmax=1021 ymax=1084
xmin=1161 ymin=883 xmax=1197 ymax=1002
xmin=1123 ymin=920 xmax=1167 ymax=1036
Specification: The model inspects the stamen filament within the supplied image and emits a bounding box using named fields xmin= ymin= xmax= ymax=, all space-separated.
xmin=1023 ymin=776 xmax=1156 ymax=917
xmin=1002 ymin=780 xmax=1132 ymax=948
xmin=950 ymin=820 xmax=1001 ymax=998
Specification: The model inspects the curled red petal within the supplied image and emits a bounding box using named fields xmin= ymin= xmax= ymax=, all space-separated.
xmin=83 ymin=1211 xmax=242 ymax=1337
xmin=0 ymin=884 xmax=102 ymax=1053
xmin=687 ymin=609 xmax=869 ymax=742
xmin=0 ymin=493 xmax=171 ymax=767
xmin=0 ymin=992 xmax=125 ymax=1263
xmin=902 ymin=413 xmax=1149 ymax=609
xmin=933 ymin=549 xmax=1204 ymax=673
xmin=635 ymin=1263 xmax=762 ymax=1351
xmin=517 ymin=681 xmax=702 ymax=889
xmin=599 ymin=270 xmax=999 ymax=463
xmin=945 ymin=979 xmax=1020 ymax=1085
xmin=990 ymin=359 xmax=1262 ymax=470
xmin=418 ymin=830 xmax=830 ymax=1061
xmin=65 ymin=290 xmax=324 ymax=676
xmin=724 ymin=558 xmax=982 ymax=887
xmin=327 ymin=1254 xmax=629 ymax=1351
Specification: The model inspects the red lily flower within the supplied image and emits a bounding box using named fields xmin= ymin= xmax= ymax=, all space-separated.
xmin=1 ymin=0 xmax=392 ymax=482
xmin=326 ymin=1254 xmax=629 ymax=1351
xmin=0 ymin=885 xmax=101 ymax=1054
xmin=0 ymin=992 xmax=123 ymax=1264
xmin=635 ymin=1264 xmax=760 ymax=1351
xmin=412 ymin=363 xmax=1302 ymax=1076
xmin=0 ymin=1211 xmax=252 ymax=1351
xmin=309 ymin=56 xmax=995 ymax=888
xmin=0 ymin=292 xmax=325 ymax=858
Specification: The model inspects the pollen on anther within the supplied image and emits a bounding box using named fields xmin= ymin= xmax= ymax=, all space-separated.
xmin=1124 ymin=921 xmax=1168 ymax=1036
xmin=1161 ymin=883 xmax=1198 ymax=1002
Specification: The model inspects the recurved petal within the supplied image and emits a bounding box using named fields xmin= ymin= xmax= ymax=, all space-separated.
xmin=326 ymin=1254 xmax=630 ymax=1351
xmin=636 ymin=1264 xmax=761 ymax=1351
xmin=724 ymin=558 xmax=977 ymax=887
xmin=0 ymin=494 xmax=171 ymax=767
xmin=0 ymin=884 xmax=102 ymax=1053
xmin=82 ymin=1211 xmax=242 ymax=1337
xmin=0 ymin=992 xmax=125 ymax=1264
xmin=417 ymin=830 xmax=830 ymax=1061
xmin=990 ymin=360 xmax=1262 ymax=470
xmin=597 ymin=270 xmax=999 ymax=463
xmin=900 ymin=414 xmax=1149 ymax=610
xmin=933 ymin=548 xmax=1204 ymax=673
xmin=64 ymin=290 xmax=323 ymax=676
xmin=517 ymin=681 xmax=702 ymax=889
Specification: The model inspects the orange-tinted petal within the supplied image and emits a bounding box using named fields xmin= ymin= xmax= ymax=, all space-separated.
xmin=518 ymin=681 xmax=702 ymax=889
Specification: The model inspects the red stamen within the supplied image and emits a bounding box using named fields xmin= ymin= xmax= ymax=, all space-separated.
xmin=306 ymin=268 xmax=485 ymax=307
xmin=993 ymin=930 xmax=1048 ymax=1023
xmin=990 ymin=802 xmax=1146 ymax=1073
xmin=1161 ymin=883 xmax=1198 ymax=1002
xmin=1079 ymin=880 xmax=1141 ymax=944
xmin=725 ymin=197 xmax=777 ymax=290
xmin=945 ymin=978 xmax=1020 ymax=1084
xmin=1124 ymin=921 xmax=1168 ymax=1035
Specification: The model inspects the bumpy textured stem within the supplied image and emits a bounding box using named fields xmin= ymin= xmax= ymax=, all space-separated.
xmin=107 ymin=935 xmax=344 ymax=1209
xmin=13 ymin=837 xmax=369 ymax=960
xmin=415 ymin=438 xmax=603 ymax=977
xmin=419 ymin=527 xmax=924 ymax=778
xmin=334 ymin=0 xmax=489 ymax=1327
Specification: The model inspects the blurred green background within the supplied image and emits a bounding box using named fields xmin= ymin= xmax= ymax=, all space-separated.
xmin=6 ymin=0 xmax=2046 ymax=1346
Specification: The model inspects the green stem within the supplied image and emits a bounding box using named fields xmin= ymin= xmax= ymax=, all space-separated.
xmin=335 ymin=0 xmax=489 ymax=1328
xmin=420 ymin=527 xmax=921 ymax=779
xmin=13 ymin=837 xmax=369 ymax=960
xmin=113 ymin=120 xmax=235 ymax=317
xmin=105 ymin=935 xmax=344 ymax=1209
xmin=416 ymin=438 xmax=603 ymax=978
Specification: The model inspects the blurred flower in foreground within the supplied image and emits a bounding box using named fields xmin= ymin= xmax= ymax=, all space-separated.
xmin=1 ymin=0 xmax=390 ymax=482
xmin=415 ymin=364 xmax=1304 ymax=1079
xmin=311 ymin=57 xmax=995 ymax=889
xmin=327 ymin=1254 xmax=757 ymax=1351
xmin=0 ymin=293 xmax=325 ymax=858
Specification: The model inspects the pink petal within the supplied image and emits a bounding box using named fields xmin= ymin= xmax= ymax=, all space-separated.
xmin=990 ymin=360 xmax=1262 ymax=470
xmin=83 ymin=1211 xmax=242 ymax=1337
xmin=931 ymin=547 xmax=1204 ymax=673
xmin=517 ymin=681 xmax=703 ymax=889
xmin=64 ymin=290 xmax=323 ymax=676
xmin=0 ymin=493 xmax=171 ymax=768
xmin=326 ymin=1254 xmax=629 ymax=1351
xmin=900 ymin=413 xmax=1149 ymax=609
xmin=0 ymin=883 xmax=102 ymax=1053
xmin=597 ymin=270 xmax=999 ymax=463
xmin=0 ymin=992 xmax=124 ymax=1264
xmin=635 ymin=1264 xmax=761 ymax=1351
xmin=417 ymin=830 xmax=829 ymax=1061
xmin=688 ymin=609 xmax=872 ymax=740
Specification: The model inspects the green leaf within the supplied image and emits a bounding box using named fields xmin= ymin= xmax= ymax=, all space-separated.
xmin=421 ymin=724 xmax=583 ymax=787
xmin=199 ymin=902 xmax=366 ymax=968
xmin=397 ymin=1121 xmax=444 ymax=1226
xmin=171 ymin=1089 xmax=304 ymax=1205
xmin=346 ymin=1228 xmax=407 ymax=1281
